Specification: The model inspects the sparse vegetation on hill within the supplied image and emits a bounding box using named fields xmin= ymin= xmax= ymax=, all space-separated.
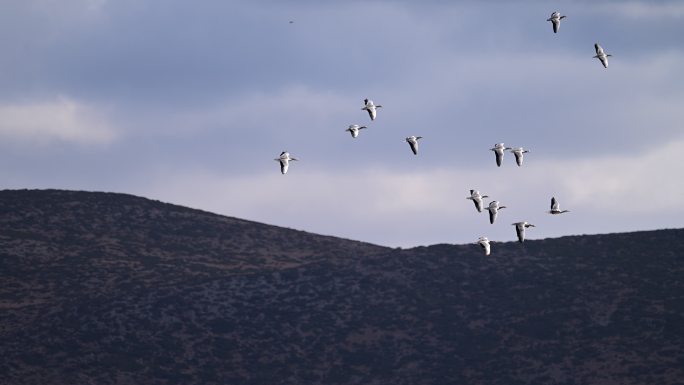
xmin=1 ymin=190 xmax=682 ymax=385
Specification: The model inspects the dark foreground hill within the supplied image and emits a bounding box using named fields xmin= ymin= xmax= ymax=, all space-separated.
xmin=1 ymin=190 xmax=683 ymax=385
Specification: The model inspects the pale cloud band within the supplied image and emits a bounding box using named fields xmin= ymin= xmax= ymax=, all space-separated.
xmin=136 ymin=139 xmax=684 ymax=247
xmin=0 ymin=98 xmax=116 ymax=145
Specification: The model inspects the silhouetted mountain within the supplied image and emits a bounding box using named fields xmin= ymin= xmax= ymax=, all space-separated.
xmin=1 ymin=189 xmax=683 ymax=385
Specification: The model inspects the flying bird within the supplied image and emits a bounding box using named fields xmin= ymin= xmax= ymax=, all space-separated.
xmin=512 ymin=221 xmax=535 ymax=243
xmin=593 ymin=43 xmax=612 ymax=68
xmin=477 ymin=237 xmax=491 ymax=256
xmin=467 ymin=190 xmax=490 ymax=213
xmin=275 ymin=151 xmax=298 ymax=174
xmin=345 ymin=124 xmax=368 ymax=138
xmin=509 ymin=147 xmax=530 ymax=167
xmin=405 ymin=136 xmax=422 ymax=155
xmin=547 ymin=11 xmax=566 ymax=33
xmin=362 ymin=98 xmax=382 ymax=121
xmin=549 ymin=197 xmax=570 ymax=214
xmin=487 ymin=201 xmax=507 ymax=224
xmin=490 ymin=143 xmax=512 ymax=167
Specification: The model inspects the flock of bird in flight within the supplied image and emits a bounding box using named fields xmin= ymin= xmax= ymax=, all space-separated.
xmin=275 ymin=11 xmax=609 ymax=255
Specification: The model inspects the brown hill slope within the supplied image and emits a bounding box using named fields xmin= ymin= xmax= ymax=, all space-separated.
xmin=1 ymin=189 xmax=683 ymax=385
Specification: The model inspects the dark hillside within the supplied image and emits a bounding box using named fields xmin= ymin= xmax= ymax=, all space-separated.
xmin=1 ymin=190 xmax=682 ymax=385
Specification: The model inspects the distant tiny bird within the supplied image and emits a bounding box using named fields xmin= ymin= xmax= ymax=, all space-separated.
xmin=593 ymin=43 xmax=612 ymax=68
xmin=512 ymin=221 xmax=535 ymax=243
xmin=490 ymin=143 xmax=512 ymax=167
xmin=345 ymin=124 xmax=368 ymax=138
xmin=548 ymin=197 xmax=570 ymax=214
xmin=362 ymin=98 xmax=382 ymax=121
xmin=275 ymin=151 xmax=298 ymax=174
xmin=289 ymin=20 xmax=294 ymax=24
xmin=509 ymin=147 xmax=530 ymax=167
xmin=477 ymin=237 xmax=491 ymax=256
xmin=547 ymin=11 xmax=566 ymax=33
xmin=487 ymin=201 xmax=507 ymax=224
xmin=467 ymin=190 xmax=490 ymax=213
xmin=405 ymin=136 xmax=422 ymax=155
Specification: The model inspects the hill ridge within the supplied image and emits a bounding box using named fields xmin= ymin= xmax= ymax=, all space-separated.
xmin=4 ymin=188 xmax=679 ymax=250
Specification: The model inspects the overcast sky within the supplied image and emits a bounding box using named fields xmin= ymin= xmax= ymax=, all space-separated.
xmin=1 ymin=0 xmax=683 ymax=247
